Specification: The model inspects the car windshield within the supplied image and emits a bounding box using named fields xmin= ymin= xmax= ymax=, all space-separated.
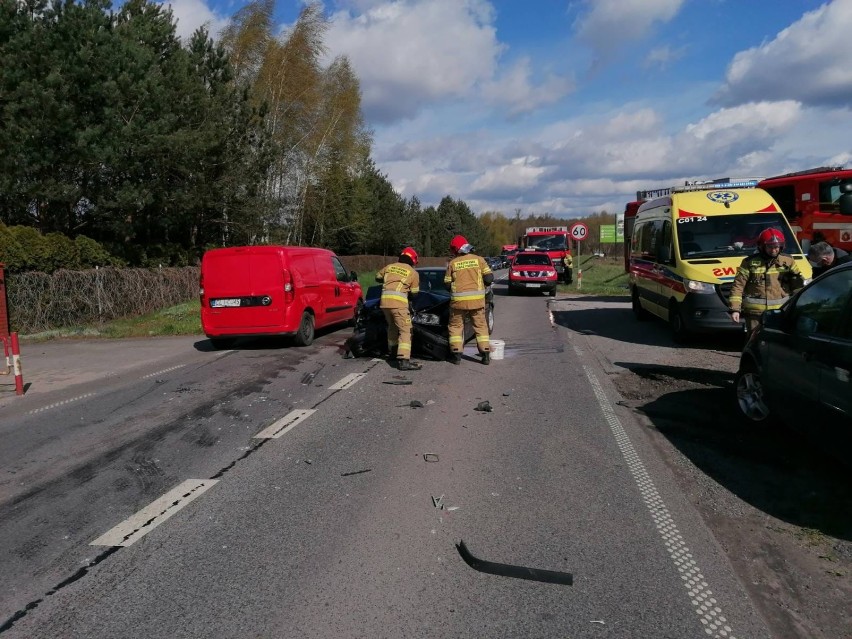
xmin=416 ymin=269 xmax=448 ymax=293
xmin=525 ymin=234 xmax=567 ymax=251
xmin=676 ymin=213 xmax=800 ymax=258
xmin=514 ymin=253 xmax=551 ymax=265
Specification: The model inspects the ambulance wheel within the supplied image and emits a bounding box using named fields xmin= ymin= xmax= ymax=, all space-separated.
xmin=631 ymin=288 xmax=650 ymax=321
xmin=668 ymin=301 xmax=690 ymax=343
xmin=293 ymin=312 xmax=315 ymax=346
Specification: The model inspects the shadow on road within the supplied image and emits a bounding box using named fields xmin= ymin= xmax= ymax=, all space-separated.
xmin=614 ymin=362 xmax=852 ymax=541
xmin=552 ymin=305 xmax=745 ymax=352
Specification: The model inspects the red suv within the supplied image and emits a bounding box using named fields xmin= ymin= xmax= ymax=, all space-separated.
xmin=508 ymin=251 xmax=558 ymax=296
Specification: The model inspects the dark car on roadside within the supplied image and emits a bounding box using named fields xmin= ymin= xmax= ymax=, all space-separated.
xmin=735 ymin=261 xmax=852 ymax=462
xmin=345 ymin=266 xmax=494 ymax=360
xmin=507 ymin=250 xmax=558 ymax=296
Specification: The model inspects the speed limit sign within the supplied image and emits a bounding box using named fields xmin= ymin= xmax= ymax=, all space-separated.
xmin=570 ymin=223 xmax=588 ymax=241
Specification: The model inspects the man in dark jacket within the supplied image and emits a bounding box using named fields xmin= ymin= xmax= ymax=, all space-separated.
xmin=807 ymin=241 xmax=851 ymax=277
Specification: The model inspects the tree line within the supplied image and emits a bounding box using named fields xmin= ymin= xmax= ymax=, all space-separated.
xmin=0 ymin=0 xmax=613 ymax=273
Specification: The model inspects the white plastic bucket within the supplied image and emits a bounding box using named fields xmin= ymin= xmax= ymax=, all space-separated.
xmin=490 ymin=339 xmax=505 ymax=360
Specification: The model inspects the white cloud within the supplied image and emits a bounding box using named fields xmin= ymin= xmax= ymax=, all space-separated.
xmin=715 ymin=0 xmax=852 ymax=107
xmin=324 ymin=0 xmax=502 ymax=123
xmin=160 ymin=0 xmax=230 ymax=41
xmin=469 ymin=157 xmax=548 ymax=197
xmin=573 ymin=0 xmax=685 ymax=60
xmin=642 ymin=45 xmax=685 ymax=70
xmin=481 ymin=57 xmax=574 ymax=117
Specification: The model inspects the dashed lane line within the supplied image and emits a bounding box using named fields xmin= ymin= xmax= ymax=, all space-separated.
xmin=329 ymin=372 xmax=367 ymax=390
xmin=141 ymin=364 xmax=186 ymax=379
xmin=90 ymin=479 xmax=218 ymax=547
xmin=577 ymin=348 xmax=739 ymax=639
xmin=253 ymin=409 xmax=317 ymax=439
xmin=27 ymin=393 xmax=97 ymax=415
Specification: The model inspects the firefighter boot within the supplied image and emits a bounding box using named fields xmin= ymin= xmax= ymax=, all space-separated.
xmin=387 ymin=346 xmax=398 ymax=360
xmin=481 ymin=352 xmax=490 ymax=365
xmin=449 ymin=352 xmax=461 ymax=365
xmin=398 ymin=359 xmax=422 ymax=371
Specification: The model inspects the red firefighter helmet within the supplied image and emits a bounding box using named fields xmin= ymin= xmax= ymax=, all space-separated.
xmin=400 ymin=246 xmax=418 ymax=265
xmin=757 ymin=228 xmax=785 ymax=248
xmin=449 ymin=235 xmax=470 ymax=255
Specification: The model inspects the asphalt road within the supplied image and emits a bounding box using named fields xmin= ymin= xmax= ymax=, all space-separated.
xmin=0 ymin=278 xmax=774 ymax=638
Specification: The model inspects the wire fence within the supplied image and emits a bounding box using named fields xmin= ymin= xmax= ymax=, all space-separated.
xmin=6 ymin=267 xmax=199 ymax=334
xmin=3 ymin=255 xmax=453 ymax=335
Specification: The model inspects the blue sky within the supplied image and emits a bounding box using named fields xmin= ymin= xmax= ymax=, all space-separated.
xmin=165 ymin=0 xmax=852 ymax=218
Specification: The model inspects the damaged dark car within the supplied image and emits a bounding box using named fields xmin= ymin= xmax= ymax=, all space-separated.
xmin=346 ymin=267 xmax=495 ymax=361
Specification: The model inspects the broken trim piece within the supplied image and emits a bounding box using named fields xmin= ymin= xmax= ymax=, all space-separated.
xmin=455 ymin=540 xmax=573 ymax=586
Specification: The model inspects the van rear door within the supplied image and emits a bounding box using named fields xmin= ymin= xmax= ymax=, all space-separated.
xmin=204 ymin=248 xmax=284 ymax=329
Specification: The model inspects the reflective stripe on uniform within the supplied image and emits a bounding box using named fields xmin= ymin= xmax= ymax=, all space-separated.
xmin=381 ymin=291 xmax=409 ymax=302
xmin=451 ymin=290 xmax=485 ymax=301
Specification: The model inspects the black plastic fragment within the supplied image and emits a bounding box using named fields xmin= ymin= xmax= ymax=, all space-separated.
xmin=474 ymin=401 xmax=492 ymax=412
xmin=456 ymin=540 xmax=573 ymax=586
xmin=341 ymin=468 xmax=372 ymax=477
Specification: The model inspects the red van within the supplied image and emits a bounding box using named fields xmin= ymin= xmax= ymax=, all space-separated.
xmin=200 ymin=246 xmax=362 ymax=348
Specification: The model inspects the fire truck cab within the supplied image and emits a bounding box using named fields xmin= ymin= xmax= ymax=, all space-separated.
xmin=758 ymin=166 xmax=852 ymax=253
xmin=519 ymin=226 xmax=572 ymax=281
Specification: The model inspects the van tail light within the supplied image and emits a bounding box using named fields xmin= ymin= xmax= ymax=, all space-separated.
xmin=199 ymin=274 xmax=205 ymax=304
xmin=283 ymin=269 xmax=294 ymax=302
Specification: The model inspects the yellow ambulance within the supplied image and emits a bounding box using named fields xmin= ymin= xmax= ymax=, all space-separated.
xmin=628 ymin=180 xmax=811 ymax=340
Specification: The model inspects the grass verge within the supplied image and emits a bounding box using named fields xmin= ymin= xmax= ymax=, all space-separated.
xmin=21 ymin=257 xmax=629 ymax=342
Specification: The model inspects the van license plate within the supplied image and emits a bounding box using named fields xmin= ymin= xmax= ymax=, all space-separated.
xmin=212 ymin=298 xmax=241 ymax=307
xmin=525 ymin=283 xmax=541 ymax=288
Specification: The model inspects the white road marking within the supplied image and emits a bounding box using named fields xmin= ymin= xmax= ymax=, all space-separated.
xmin=27 ymin=393 xmax=96 ymax=415
xmin=91 ymin=479 xmax=218 ymax=547
xmin=577 ymin=350 xmax=739 ymax=639
xmin=253 ymin=409 xmax=317 ymax=439
xmin=142 ymin=364 xmax=186 ymax=379
xmin=329 ymin=373 xmax=366 ymax=390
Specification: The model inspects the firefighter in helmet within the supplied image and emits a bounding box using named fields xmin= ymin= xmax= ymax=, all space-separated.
xmin=376 ymin=247 xmax=421 ymax=371
xmin=443 ymin=235 xmax=494 ymax=365
xmin=729 ymin=228 xmax=805 ymax=333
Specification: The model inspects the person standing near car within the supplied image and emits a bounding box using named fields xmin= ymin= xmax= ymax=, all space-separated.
xmin=562 ymin=250 xmax=573 ymax=284
xmin=376 ymin=247 xmax=421 ymax=371
xmin=444 ymin=235 xmax=494 ymax=365
xmin=729 ymin=228 xmax=806 ymax=333
xmin=807 ymin=241 xmax=851 ymax=277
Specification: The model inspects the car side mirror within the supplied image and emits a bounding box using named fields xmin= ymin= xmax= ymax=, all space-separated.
xmin=349 ymin=270 xmax=358 ymax=282
xmin=761 ymin=309 xmax=785 ymax=331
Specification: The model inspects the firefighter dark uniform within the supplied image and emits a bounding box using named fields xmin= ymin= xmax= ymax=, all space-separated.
xmin=729 ymin=229 xmax=805 ymax=332
xmin=444 ymin=235 xmax=494 ymax=365
xmin=562 ymin=251 xmax=573 ymax=283
xmin=376 ymin=247 xmax=420 ymax=370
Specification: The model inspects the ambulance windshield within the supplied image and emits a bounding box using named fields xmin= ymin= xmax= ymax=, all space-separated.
xmin=676 ymin=213 xmax=800 ymax=258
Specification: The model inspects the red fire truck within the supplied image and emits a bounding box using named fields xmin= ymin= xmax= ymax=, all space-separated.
xmin=757 ymin=166 xmax=852 ymax=253
xmin=519 ymin=226 xmax=572 ymax=281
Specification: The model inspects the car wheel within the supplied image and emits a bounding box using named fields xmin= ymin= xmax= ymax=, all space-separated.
xmin=348 ymin=298 xmax=363 ymax=327
xmin=549 ymin=287 xmax=557 ymax=297
xmin=669 ymin=301 xmax=690 ymax=343
xmin=631 ymin=288 xmax=650 ymax=321
xmin=293 ymin=312 xmax=315 ymax=346
xmin=735 ymin=362 xmax=771 ymax=422
xmin=507 ymin=286 xmax=515 ymax=296
xmin=486 ymin=304 xmax=495 ymax=334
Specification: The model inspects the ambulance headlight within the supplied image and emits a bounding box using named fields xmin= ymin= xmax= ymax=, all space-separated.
xmin=685 ymin=279 xmax=715 ymax=294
